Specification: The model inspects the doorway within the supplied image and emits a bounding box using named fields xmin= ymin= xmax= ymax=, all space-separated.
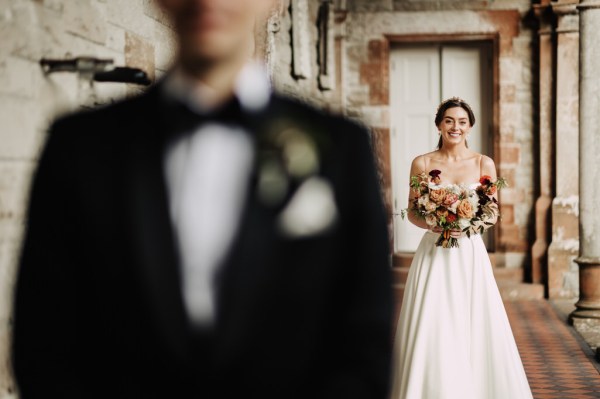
xmin=390 ymin=42 xmax=494 ymax=253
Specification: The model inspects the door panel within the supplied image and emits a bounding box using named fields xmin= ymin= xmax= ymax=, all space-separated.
xmin=390 ymin=46 xmax=440 ymax=252
xmin=441 ymin=46 xmax=489 ymax=155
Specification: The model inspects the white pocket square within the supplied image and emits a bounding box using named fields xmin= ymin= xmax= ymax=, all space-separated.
xmin=276 ymin=176 xmax=339 ymax=238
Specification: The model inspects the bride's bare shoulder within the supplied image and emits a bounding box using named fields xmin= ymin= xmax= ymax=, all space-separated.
xmin=410 ymin=151 xmax=438 ymax=174
xmin=413 ymin=151 xmax=439 ymax=163
xmin=480 ymin=154 xmax=496 ymax=165
xmin=480 ymin=154 xmax=497 ymax=176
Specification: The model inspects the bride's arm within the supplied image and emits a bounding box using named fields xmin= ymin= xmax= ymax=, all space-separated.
xmin=406 ymin=156 xmax=431 ymax=230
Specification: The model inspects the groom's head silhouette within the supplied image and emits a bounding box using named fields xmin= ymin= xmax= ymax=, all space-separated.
xmin=157 ymin=0 xmax=274 ymax=72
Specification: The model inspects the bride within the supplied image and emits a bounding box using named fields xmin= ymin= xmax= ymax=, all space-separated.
xmin=390 ymin=97 xmax=533 ymax=399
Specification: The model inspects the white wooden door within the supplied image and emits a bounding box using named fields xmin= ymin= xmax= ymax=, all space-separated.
xmin=441 ymin=46 xmax=490 ymax=155
xmin=390 ymin=44 xmax=492 ymax=253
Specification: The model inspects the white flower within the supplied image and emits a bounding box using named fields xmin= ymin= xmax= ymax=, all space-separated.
xmin=447 ymin=184 xmax=462 ymax=195
xmin=458 ymin=218 xmax=471 ymax=230
xmin=424 ymin=201 xmax=437 ymax=213
xmin=277 ymin=176 xmax=338 ymax=238
xmin=466 ymin=191 xmax=480 ymax=214
xmin=418 ymin=194 xmax=430 ymax=207
xmin=425 ymin=214 xmax=437 ymax=227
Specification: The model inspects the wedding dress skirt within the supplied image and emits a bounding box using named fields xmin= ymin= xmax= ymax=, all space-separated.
xmin=391 ymin=231 xmax=533 ymax=399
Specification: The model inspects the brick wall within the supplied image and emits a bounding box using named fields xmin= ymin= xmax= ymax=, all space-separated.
xmin=0 ymin=1 xmax=177 ymax=396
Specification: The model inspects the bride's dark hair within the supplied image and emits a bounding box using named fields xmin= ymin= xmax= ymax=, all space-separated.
xmin=434 ymin=97 xmax=476 ymax=149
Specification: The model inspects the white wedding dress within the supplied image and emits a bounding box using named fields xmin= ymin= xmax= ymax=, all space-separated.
xmin=390 ymin=226 xmax=533 ymax=398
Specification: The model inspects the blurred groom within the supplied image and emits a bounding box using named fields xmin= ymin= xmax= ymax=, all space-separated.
xmin=12 ymin=0 xmax=393 ymax=398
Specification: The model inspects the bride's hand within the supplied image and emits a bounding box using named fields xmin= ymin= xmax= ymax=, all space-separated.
xmin=448 ymin=229 xmax=462 ymax=238
xmin=430 ymin=226 xmax=462 ymax=238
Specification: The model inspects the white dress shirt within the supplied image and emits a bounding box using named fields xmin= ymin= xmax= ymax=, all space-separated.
xmin=162 ymin=63 xmax=271 ymax=327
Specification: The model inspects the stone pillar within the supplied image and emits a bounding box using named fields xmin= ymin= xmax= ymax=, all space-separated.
xmin=547 ymin=1 xmax=580 ymax=299
xmin=532 ymin=3 xmax=555 ymax=285
xmin=572 ymin=0 xmax=600 ymax=321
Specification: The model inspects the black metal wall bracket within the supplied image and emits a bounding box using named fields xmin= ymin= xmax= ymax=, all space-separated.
xmin=40 ymin=57 xmax=152 ymax=86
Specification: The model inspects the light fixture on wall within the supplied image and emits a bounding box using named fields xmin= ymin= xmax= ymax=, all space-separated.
xmin=40 ymin=57 xmax=152 ymax=86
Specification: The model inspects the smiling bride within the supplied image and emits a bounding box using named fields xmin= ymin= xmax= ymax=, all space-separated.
xmin=390 ymin=97 xmax=533 ymax=399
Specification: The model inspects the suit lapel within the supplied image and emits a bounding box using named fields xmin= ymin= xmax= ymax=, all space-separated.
xmin=125 ymin=86 xmax=191 ymax=359
xmin=213 ymin=97 xmax=298 ymax=356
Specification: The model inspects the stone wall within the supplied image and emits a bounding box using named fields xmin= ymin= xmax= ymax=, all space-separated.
xmin=266 ymin=0 xmax=345 ymax=111
xmin=0 ymin=1 xmax=177 ymax=396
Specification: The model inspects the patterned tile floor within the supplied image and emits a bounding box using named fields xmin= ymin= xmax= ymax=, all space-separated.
xmin=505 ymin=300 xmax=600 ymax=399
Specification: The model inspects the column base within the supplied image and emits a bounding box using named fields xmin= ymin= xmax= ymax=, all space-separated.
xmin=570 ymin=257 xmax=600 ymax=320
xmin=570 ymin=308 xmax=600 ymax=320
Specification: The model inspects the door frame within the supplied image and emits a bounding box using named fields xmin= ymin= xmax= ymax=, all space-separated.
xmin=385 ymin=33 xmax=501 ymax=253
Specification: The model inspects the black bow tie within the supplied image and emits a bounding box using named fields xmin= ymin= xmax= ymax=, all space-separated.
xmin=161 ymin=95 xmax=250 ymax=142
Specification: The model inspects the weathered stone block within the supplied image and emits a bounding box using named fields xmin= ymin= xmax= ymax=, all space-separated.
xmin=548 ymin=244 xmax=579 ymax=299
xmin=142 ymin=0 xmax=173 ymax=27
xmin=349 ymin=0 xmax=393 ymax=12
xmin=360 ymin=105 xmax=389 ymax=129
xmin=62 ymin=0 xmax=107 ymax=45
xmin=125 ymin=31 xmax=156 ymax=82
xmin=0 ymin=322 xmax=17 ymax=398
xmin=153 ymin=21 xmax=176 ymax=71
xmin=501 ymin=204 xmax=515 ymax=224
xmin=0 ymin=161 xmax=34 ymax=223
xmin=501 ymin=84 xmax=517 ymax=102
xmin=500 ymin=144 xmax=521 ymax=165
xmin=106 ymin=0 xmax=153 ymax=39
xmin=106 ymin=24 xmax=126 ymax=53
xmin=0 ymin=96 xmax=45 ymax=159
xmin=0 ymin=56 xmax=38 ymax=99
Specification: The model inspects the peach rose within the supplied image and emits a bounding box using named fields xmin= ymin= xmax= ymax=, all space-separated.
xmin=486 ymin=185 xmax=497 ymax=196
xmin=457 ymin=199 xmax=474 ymax=219
xmin=429 ymin=188 xmax=447 ymax=205
xmin=443 ymin=193 xmax=459 ymax=207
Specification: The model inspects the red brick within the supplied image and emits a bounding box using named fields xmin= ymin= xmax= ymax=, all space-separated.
xmin=500 ymin=145 xmax=521 ymax=164
xmin=500 ymin=204 xmax=514 ymax=224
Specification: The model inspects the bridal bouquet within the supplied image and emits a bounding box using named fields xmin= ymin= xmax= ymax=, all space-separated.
xmin=401 ymin=170 xmax=507 ymax=248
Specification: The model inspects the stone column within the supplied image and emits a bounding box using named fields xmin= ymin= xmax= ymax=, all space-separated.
xmin=547 ymin=1 xmax=580 ymax=299
xmin=532 ymin=3 xmax=555 ymax=285
xmin=572 ymin=0 xmax=600 ymax=321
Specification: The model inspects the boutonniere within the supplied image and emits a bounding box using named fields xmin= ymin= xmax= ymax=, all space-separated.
xmin=255 ymin=118 xmax=328 ymax=207
xmin=255 ymin=118 xmax=338 ymax=237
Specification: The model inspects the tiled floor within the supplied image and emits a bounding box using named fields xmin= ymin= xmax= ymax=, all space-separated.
xmin=505 ymin=300 xmax=600 ymax=399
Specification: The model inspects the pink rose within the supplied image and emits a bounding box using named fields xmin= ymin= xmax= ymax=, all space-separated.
xmin=443 ymin=193 xmax=459 ymax=207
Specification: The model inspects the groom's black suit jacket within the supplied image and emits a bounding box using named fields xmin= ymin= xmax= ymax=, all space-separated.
xmin=12 ymin=83 xmax=392 ymax=399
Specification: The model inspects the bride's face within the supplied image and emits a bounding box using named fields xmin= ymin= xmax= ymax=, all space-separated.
xmin=438 ymin=106 xmax=472 ymax=147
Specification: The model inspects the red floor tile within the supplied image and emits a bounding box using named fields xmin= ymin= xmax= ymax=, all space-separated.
xmin=505 ymin=300 xmax=600 ymax=399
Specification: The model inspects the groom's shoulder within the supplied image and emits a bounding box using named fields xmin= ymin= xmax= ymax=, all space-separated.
xmin=50 ymin=86 xmax=159 ymax=137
